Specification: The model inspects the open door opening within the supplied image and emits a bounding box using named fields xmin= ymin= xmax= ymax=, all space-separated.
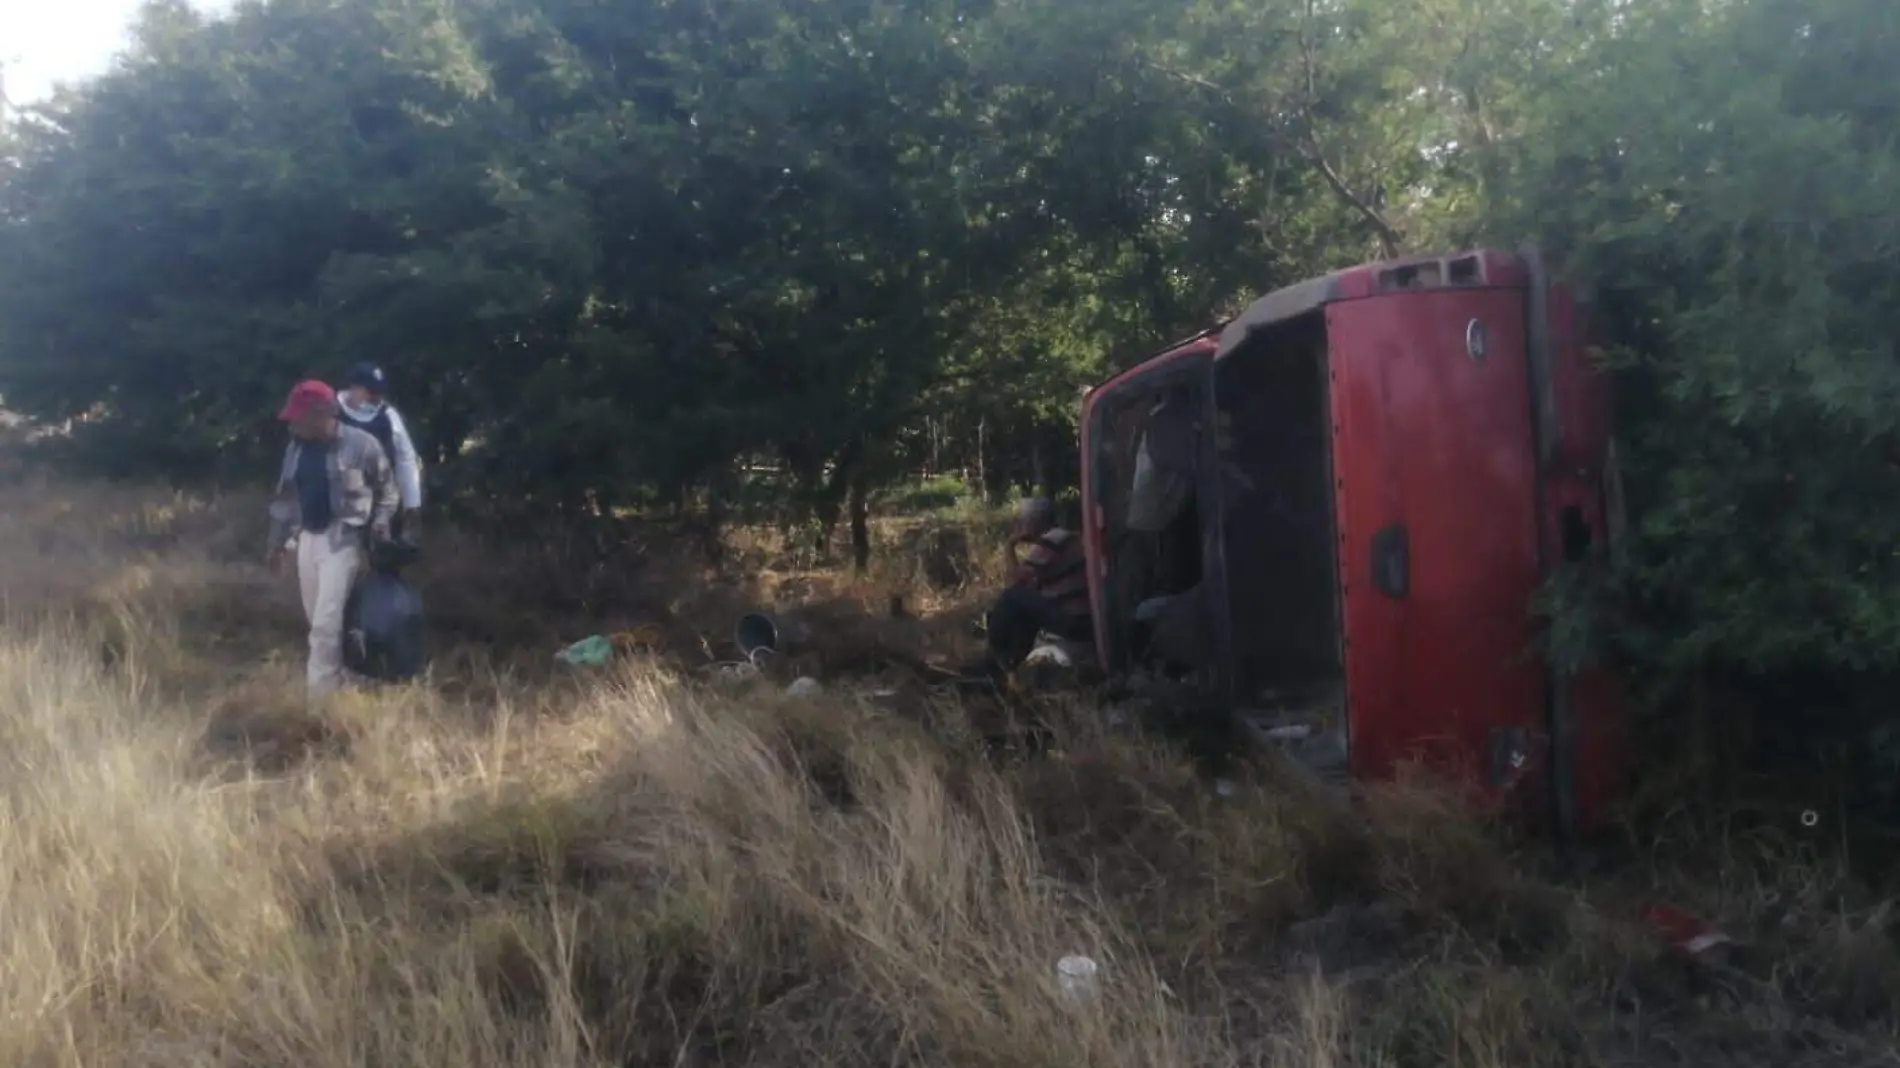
xmin=1214 ymin=311 xmax=1347 ymax=763
xmin=1088 ymin=363 xmax=1215 ymax=682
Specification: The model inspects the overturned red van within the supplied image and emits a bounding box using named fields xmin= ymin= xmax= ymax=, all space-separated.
xmin=1078 ymin=247 xmax=1628 ymax=836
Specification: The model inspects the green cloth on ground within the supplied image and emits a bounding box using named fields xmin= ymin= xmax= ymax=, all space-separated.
xmin=556 ymin=634 xmax=613 ymax=666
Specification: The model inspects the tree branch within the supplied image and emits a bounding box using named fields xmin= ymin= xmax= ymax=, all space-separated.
xmin=1301 ymin=135 xmax=1404 ymax=256
xmin=1134 ymin=52 xmax=1404 ymax=257
xmin=1297 ymin=0 xmax=1401 ymax=257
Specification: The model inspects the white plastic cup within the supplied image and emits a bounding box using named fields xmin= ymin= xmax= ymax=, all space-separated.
xmin=1056 ymin=955 xmax=1100 ymax=1004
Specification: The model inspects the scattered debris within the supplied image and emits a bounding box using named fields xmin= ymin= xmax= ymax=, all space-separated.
xmin=1055 ymin=954 xmax=1100 ymax=1004
xmin=1018 ymin=642 xmax=1081 ymax=691
xmin=1644 ymin=904 xmax=1737 ymax=966
xmin=1024 ymin=643 xmax=1073 ymax=668
xmin=555 ymin=634 xmax=613 ymax=667
xmin=736 ymin=611 xmax=809 ymax=659
xmin=554 ymin=625 xmax=665 ymax=667
xmin=708 ymin=660 xmax=761 ymax=688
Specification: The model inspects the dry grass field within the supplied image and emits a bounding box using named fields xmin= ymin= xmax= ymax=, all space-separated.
xmin=0 ymin=476 xmax=1895 ymax=1067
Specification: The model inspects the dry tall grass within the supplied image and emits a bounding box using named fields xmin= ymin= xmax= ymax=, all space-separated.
xmin=0 ymin=478 xmax=1895 ymax=1067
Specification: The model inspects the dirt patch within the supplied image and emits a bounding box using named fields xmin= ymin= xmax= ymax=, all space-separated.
xmin=196 ymin=681 xmax=352 ymax=775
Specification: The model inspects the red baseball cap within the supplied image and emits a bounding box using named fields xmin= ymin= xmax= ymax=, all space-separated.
xmin=277 ymin=380 xmax=337 ymax=421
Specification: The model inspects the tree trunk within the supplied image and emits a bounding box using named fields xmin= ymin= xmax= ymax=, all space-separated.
xmin=812 ymin=438 xmax=866 ymax=558
xmin=976 ymin=416 xmax=988 ymax=502
xmin=700 ymin=464 xmax=739 ymax=566
xmin=849 ymin=474 xmax=871 ymax=574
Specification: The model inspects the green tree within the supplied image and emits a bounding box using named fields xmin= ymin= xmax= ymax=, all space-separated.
xmin=1484 ymin=0 xmax=1900 ymax=677
xmin=1 ymin=0 xmax=1334 ymax=528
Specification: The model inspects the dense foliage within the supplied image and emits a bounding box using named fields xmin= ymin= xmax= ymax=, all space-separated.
xmin=0 ymin=0 xmax=1524 ymax=500
xmin=4 ymin=0 xmax=1899 ymax=720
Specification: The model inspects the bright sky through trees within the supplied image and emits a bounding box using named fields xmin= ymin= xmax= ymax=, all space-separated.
xmin=2 ymin=0 xmax=224 ymax=104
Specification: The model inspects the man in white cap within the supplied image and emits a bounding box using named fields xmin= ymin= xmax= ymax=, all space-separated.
xmin=338 ymin=361 xmax=423 ymax=541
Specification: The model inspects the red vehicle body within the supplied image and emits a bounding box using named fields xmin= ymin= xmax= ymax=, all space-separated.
xmin=1078 ymin=247 xmax=1628 ymax=835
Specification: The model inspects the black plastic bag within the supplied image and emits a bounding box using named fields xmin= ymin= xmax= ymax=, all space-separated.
xmin=344 ymin=568 xmax=426 ymax=682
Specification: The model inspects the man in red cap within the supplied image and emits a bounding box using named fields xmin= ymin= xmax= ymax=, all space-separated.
xmin=266 ymin=380 xmax=398 ymax=698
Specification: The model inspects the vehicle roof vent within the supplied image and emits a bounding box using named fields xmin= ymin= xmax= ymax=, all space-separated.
xmin=1377 ymin=253 xmax=1487 ymax=291
xmin=1378 ymin=260 xmax=1442 ymax=291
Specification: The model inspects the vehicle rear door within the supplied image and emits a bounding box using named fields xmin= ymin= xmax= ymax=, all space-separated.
xmin=1327 ymin=284 xmax=1549 ymax=802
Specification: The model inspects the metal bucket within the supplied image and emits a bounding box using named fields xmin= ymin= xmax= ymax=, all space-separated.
xmin=736 ymin=612 xmax=807 ymax=659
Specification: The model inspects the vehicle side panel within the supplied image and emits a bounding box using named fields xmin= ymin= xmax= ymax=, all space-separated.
xmin=1327 ymin=289 xmax=1547 ymax=797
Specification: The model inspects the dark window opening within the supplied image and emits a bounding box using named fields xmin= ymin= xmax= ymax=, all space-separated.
xmin=1560 ymin=505 xmax=1592 ymax=563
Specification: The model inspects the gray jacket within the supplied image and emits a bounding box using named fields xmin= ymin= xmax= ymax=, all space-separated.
xmin=266 ymin=425 xmax=400 ymax=551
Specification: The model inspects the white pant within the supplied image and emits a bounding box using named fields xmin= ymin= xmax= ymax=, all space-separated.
xmin=297 ymin=524 xmax=364 ymax=697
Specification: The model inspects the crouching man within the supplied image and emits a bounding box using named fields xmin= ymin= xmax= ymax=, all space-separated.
xmin=266 ymin=380 xmax=398 ymax=698
xmin=983 ymin=498 xmax=1095 ymax=675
